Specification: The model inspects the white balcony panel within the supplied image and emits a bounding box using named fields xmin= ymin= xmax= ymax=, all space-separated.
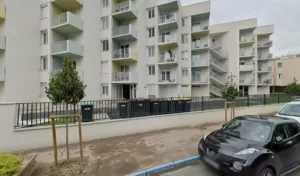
xmin=112 ymin=24 xmax=137 ymax=42
xmin=112 ymin=0 xmax=137 ymax=21
xmin=51 ymin=40 xmax=83 ymax=58
xmin=112 ymin=72 xmax=138 ymax=84
xmin=51 ymin=12 xmax=83 ymax=34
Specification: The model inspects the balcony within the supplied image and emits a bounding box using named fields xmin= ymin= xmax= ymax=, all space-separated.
xmin=210 ymin=72 xmax=225 ymax=86
xmin=0 ymin=34 xmax=5 ymax=50
xmin=51 ymin=12 xmax=83 ymax=35
xmin=191 ymin=57 xmax=209 ymax=68
xmin=158 ymin=74 xmax=177 ymax=84
xmin=158 ymin=34 xmax=178 ymax=48
xmin=258 ymin=54 xmax=273 ymax=61
xmin=51 ymin=0 xmax=83 ymax=10
xmin=191 ymin=41 xmax=209 ymax=52
xmin=239 ymin=79 xmax=254 ymax=85
xmin=112 ymin=72 xmax=138 ymax=84
xmin=158 ymin=13 xmax=178 ymax=30
xmin=192 ymin=76 xmax=208 ymax=85
xmin=239 ymin=64 xmax=255 ymax=72
xmin=0 ymin=3 xmax=6 ymax=20
xmin=112 ymin=0 xmax=137 ymax=21
xmin=240 ymin=51 xmax=256 ymax=59
xmin=191 ymin=24 xmax=209 ymax=37
xmin=258 ymin=66 xmax=272 ymax=73
xmin=157 ymin=0 xmax=179 ymax=11
xmin=52 ymin=69 xmax=84 ymax=81
xmin=0 ymin=67 xmax=5 ymax=82
xmin=240 ymin=36 xmax=255 ymax=47
xmin=51 ymin=40 xmax=83 ymax=58
xmin=258 ymin=41 xmax=273 ymax=48
xmin=112 ymin=24 xmax=137 ymax=42
xmin=158 ymin=53 xmax=177 ymax=65
xmin=112 ymin=48 xmax=137 ymax=62
xmin=258 ymin=79 xmax=272 ymax=86
xmin=210 ymin=44 xmax=228 ymax=60
xmin=210 ymin=57 xmax=227 ymax=73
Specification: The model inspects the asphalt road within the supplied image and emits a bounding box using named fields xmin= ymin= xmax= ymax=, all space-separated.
xmin=161 ymin=161 xmax=300 ymax=176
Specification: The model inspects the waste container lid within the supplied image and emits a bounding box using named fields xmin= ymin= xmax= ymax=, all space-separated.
xmin=81 ymin=102 xmax=94 ymax=106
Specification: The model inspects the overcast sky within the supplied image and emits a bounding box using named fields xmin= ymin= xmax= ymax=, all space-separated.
xmin=180 ymin=0 xmax=300 ymax=57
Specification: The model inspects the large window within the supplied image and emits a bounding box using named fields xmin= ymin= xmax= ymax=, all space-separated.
xmin=147 ymin=46 xmax=155 ymax=57
xmin=101 ymin=16 xmax=109 ymax=30
xmin=148 ymin=8 xmax=155 ymax=19
xmin=102 ymin=0 xmax=108 ymax=7
xmin=40 ymin=30 xmax=48 ymax=45
xmin=148 ymin=65 xmax=155 ymax=75
xmin=148 ymin=28 xmax=155 ymax=38
xmin=40 ymin=56 xmax=48 ymax=71
xmin=101 ymin=40 xmax=109 ymax=51
xmin=182 ymin=17 xmax=188 ymax=27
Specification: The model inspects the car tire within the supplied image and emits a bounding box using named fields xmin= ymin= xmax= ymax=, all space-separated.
xmin=256 ymin=167 xmax=275 ymax=176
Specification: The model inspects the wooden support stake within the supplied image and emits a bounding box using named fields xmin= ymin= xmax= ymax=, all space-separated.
xmin=66 ymin=123 xmax=69 ymax=160
xmin=224 ymin=102 xmax=228 ymax=123
xmin=232 ymin=103 xmax=235 ymax=119
xmin=78 ymin=115 xmax=84 ymax=162
xmin=51 ymin=118 xmax=58 ymax=167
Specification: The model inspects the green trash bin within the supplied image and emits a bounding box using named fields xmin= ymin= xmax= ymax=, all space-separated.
xmin=81 ymin=102 xmax=94 ymax=122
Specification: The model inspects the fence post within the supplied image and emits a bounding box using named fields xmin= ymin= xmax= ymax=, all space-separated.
xmin=247 ymin=95 xmax=250 ymax=107
xmin=277 ymin=94 xmax=280 ymax=104
xmin=201 ymin=96 xmax=204 ymax=111
xmin=263 ymin=94 xmax=266 ymax=105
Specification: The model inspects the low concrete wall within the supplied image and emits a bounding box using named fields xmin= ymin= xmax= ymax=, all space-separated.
xmin=0 ymin=103 xmax=284 ymax=152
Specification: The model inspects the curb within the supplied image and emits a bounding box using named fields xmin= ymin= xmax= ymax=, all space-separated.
xmin=128 ymin=155 xmax=200 ymax=176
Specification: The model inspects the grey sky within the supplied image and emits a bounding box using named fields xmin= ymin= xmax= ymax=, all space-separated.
xmin=180 ymin=0 xmax=300 ymax=57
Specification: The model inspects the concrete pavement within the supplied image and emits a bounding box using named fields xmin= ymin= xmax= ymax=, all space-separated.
xmin=161 ymin=161 xmax=300 ymax=176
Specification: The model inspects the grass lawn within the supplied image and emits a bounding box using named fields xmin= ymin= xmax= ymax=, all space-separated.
xmin=42 ymin=117 xmax=78 ymax=126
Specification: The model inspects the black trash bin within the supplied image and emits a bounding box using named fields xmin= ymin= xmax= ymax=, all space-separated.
xmin=150 ymin=100 xmax=160 ymax=115
xmin=130 ymin=99 xmax=150 ymax=117
xmin=182 ymin=98 xmax=191 ymax=112
xmin=175 ymin=99 xmax=183 ymax=113
xmin=81 ymin=102 xmax=94 ymax=122
xmin=160 ymin=100 xmax=170 ymax=114
xmin=118 ymin=101 xmax=129 ymax=118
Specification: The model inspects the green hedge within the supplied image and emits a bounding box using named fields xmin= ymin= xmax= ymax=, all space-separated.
xmin=0 ymin=153 xmax=22 ymax=176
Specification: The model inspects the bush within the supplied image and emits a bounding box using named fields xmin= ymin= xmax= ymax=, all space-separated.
xmin=0 ymin=153 xmax=22 ymax=176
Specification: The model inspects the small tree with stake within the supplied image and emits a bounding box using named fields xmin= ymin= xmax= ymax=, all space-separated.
xmin=45 ymin=58 xmax=86 ymax=162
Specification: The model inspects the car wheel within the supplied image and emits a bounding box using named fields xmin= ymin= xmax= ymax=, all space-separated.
xmin=256 ymin=167 xmax=275 ymax=176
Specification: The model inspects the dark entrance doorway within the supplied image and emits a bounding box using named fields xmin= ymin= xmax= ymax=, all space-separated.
xmin=123 ymin=84 xmax=130 ymax=99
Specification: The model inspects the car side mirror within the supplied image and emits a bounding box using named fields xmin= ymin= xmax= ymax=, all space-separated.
xmin=275 ymin=136 xmax=283 ymax=144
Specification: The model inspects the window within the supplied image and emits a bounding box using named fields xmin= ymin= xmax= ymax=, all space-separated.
xmin=40 ymin=82 xmax=47 ymax=97
xmin=182 ymin=51 xmax=188 ymax=60
xmin=101 ymin=17 xmax=109 ymax=30
xmin=148 ymin=65 xmax=155 ymax=75
xmin=148 ymin=46 xmax=155 ymax=57
xmin=182 ymin=17 xmax=188 ymax=27
xmin=102 ymin=84 xmax=108 ymax=95
xmin=273 ymin=124 xmax=288 ymax=140
xmin=40 ymin=57 xmax=48 ymax=71
xmin=148 ymin=8 xmax=155 ymax=19
xmin=102 ymin=0 xmax=108 ymax=7
xmin=182 ymin=34 xmax=188 ymax=44
xmin=148 ymin=28 xmax=155 ymax=38
xmin=285 ymin=123 xmax=300 ymax=137
xmin=182 ymin=68 xmax=188 ymax=76
xmin=72 ymin=61 xmax=76 ymax=69
xmin=278 ymin=63 xmax=282 ymax=68
xmin=278 ymin=73 xmax=282 ymax=79
xmin=41 ymin=31 xmax=48 ymax=45
xmin=101 ymin=40 xmax=109 ymax=51
xmin=40 ymin=4 xmax=47 ymax=19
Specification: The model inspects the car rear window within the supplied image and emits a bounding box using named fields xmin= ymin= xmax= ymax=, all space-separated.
xmin=285 ymin=123 xmax=300 ymax=137
xmin=279 ymin=104 xmax=300 ymax=117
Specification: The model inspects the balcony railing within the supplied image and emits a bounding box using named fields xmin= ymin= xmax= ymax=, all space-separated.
xmin=258 ymin=79 xmax=272 ymax=85
xmin=192 ymin=76 xmax=208 ymax=83
xmin=51 ymin=11 xmax=83 ymax=34
xmin=258 ymin=53 xmax=273 ymax=60
xmin=51 ymin=40 xmax=84 ymax=57
xmin=113 ymin=48 xmax=134 ymax=59
xmin=158 ymin=74 xmax=177 ymax=83
xmin=258 ymin=41 xmax=273 ymax=48
xmin=258 ymin=66 xmax=272 ymax=72
xmin=112 ymin=1 xmax=130 ymax=14
xmin=52 ymin=12 xmax=67 ymax=26
xmin=191 ymin=24 xmax=209 ymax=33
xmin=112 ymin=25 xmax=130 ymax=36
xmin=159 ymin=54 xmax=177 ymax=64
xmin=192 ymin=41 xmax=209 ymax=50
xmin=112 ymin=72 xmax=138 ymax=83
xmin=239 ymin=64 xmax=255 ymax=71
xmin=191 ymin=58 xmax=209 ymax=67
xmin=158 ymin=34 xmax=177 ymax=44
xmin=240 ymin=36 xmax=255 ymax=43
xmin=240 ymin=79 xmax=254 ymax=85
xmin=240 ymin=51 xmax=256 ymax=57
xmin=52 ymin=40 xmax=68 ymax=53
xmin=159 ymin=13 xmax=177 ymax=24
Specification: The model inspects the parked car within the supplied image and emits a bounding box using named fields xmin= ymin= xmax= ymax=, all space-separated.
xmin=277 ymin=101 xmax=300 ymax=123
xmin=198 ymin=115 xmax=300 ymax=176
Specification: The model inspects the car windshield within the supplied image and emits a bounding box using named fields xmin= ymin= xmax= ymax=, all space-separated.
xmin=278 ymin=104 xmax=300 ymax=117
xmin=223 ymin=119 xmax=272 ymax=143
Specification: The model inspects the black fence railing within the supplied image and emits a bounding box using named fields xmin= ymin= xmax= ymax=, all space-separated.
xmin=15 ymin=94 xmax=292 ymax=128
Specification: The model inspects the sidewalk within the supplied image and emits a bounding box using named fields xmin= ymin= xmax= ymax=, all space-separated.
xmin=25 ymin=122 xmax=222 ymax=176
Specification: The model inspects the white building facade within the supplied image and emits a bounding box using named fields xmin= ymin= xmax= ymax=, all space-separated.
xmin=0 ymin=0 xmax=274 ymax=102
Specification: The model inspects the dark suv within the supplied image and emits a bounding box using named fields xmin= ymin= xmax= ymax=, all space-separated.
xmin=198 ymin=115 xmax=300 ymax=176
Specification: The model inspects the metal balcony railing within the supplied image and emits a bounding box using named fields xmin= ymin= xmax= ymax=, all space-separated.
xmin=112 ymin=25 xmax=131 ymax=36
xmin=239 ymin=64 xmax=255 ymax=71
xmin=113 ymin=48 xmax=131 ymax=59
xmin=158 ymin=34 xmax=177 ymax=44
xmin=159 ymin=54 xmax=177 ymax=63
xmin=52 ymin=40 xmax=68 ymax=53
xmin=240 ymin=51 xmax=256 ymax=57
xmin=192 ymin=41 xmax=208 ymax=50
xmin=158 ymin=74 xmax=177 ymax=83
xmin=51 ymin=12 xmax=67 ymax=26
xmin=258 ymin=79 xmax=272 ymax=85
xmin=258 ymin=66 xmax=272 ymax=72
xmin=240 ymin=36 xmax=255 ymax=43
xmin=112 ymin=72 xmax=138 ymax=82
xmin=258 ymin=41 xmax=273 ymax=47
xmin=159 ymin=13 xmax=177 ymax=24
xmin=258 ymin=53 xmax=273 ymax=60
xmin=239 ymin=79 xmax=254 ymax=84
xmin=112 ymin=1 xmax=130 ymax=14
xmin=191 ymin=24 xmax=209 ymax=33
xmin=192 ymin=76 xmax=208 ymax=83
xmin=191 ymin=58 xmax=209 ymax=67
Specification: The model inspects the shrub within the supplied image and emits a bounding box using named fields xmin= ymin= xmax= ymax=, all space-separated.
xmin=0 ymin=153 xmax=22 ymax=176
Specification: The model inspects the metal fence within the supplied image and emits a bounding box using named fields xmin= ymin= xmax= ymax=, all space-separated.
xmin=15 ymin=94 xmax=292 ymax=128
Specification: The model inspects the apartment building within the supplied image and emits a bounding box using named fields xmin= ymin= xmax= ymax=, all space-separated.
xmin=0 ymin=0 xmax=274 ymax=102
xmin=271 ymin=55 xmax=300 ymax=93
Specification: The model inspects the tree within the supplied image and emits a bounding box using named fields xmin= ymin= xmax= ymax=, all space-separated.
xmin=221 ymin=73 xmax=240 ymax=101
xmin=284 ymin=78 xmax=300 ymax=95
xmin=45 ymin=58 xmax=86 ymax=106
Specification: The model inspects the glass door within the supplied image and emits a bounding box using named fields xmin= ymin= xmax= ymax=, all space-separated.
xmin=120 ymin=45 xmax=129 ymax=58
